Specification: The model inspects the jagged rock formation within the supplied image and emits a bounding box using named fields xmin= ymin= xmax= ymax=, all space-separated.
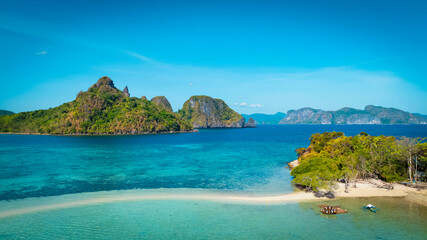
xmin=151 ymin=96 xmax=173 ymax=112
xmin=123 ymin=86 xmax=130 ymax=97
xmin=178 ymin=95 xmax=245 ymax=128
xmin=279 ymin=105 xmax=427 ymax=125
xmin=0 ymin=76 xmax=193 ymax=134
xmin=241 ymin=112 xmax=286 ymax=124
xmin=95 ymin=76 xmax=115 ymax=88
xmin=244 ymin=117 xmax=257 ymax=127
xmin=0 ymin=110 xmax=14 ymax=116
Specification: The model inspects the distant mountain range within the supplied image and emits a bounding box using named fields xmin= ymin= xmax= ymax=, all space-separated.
xmin=241 ymin=112 xmax=286 ymax=124
xmin=242 ymin=106 xmax=427 ymax=125
xmin=279 ymin=105 xmax=427 ymax=125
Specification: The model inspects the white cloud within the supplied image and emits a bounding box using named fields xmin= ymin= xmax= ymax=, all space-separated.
xmin=233 ymin=102 xmax=246 ymax=107
xmin=122 ymin=51 xmax=156 ymax=63
xmin=189 ymin=83 xmax=193 ymax=87
xmin=233 ymin=102 xmax=263 ymax=108
xmin=35 ymin=51 xmax=47 ymax=55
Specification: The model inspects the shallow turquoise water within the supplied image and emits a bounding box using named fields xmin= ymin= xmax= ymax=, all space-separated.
xmin=1 ymin=125 xmax=427 ymax=200
xmin=1 ymin=125 xmax=427 ymax=239
xmin=0 ymin=196 xmax=426 ymax=240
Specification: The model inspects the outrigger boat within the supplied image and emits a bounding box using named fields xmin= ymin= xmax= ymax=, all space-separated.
xmin=362 ymin=203 xmax=380 ymax=213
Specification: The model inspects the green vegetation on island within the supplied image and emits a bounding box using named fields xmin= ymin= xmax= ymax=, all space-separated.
xmin=291 ymin=132 xmax=427 ymax=191
xmin=178 ymin=95 xmax=245 ymax=128
xmin=0 ymin=77 xmax=193 ymax=134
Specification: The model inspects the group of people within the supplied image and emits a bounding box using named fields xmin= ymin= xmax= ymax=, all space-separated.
xmin=320 ymin=206 xmax=338 ymax=214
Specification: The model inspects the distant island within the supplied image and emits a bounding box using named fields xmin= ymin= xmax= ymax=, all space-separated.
xmin=242 ymin=106 xmax=426 ymax=125
xmin=0 ymin=77 xmax=254 ymax=135
xmin=279 ymin=105 xmax=427 ymax=125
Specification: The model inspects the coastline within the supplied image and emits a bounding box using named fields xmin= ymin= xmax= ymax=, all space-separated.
xmin=0 ymin=183 xmax=425 ymax=219
xmin=0 ymin=129 xmax=199 ymax=136
xmin=230 ymin=180 xmax=427 ymax=204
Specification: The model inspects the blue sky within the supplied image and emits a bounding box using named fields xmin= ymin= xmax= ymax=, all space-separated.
xmin=0 ymin=0 xmax=426 ymax=114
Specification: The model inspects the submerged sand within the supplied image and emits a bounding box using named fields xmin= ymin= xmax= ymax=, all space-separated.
xmin=0 ymin=182 xmax=425 ymax=219
xmin=0 ymin=190 xmax=317 ymax=219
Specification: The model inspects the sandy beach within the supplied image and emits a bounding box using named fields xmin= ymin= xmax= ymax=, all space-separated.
xmin=335 ymin=180 xmax=421 ymax=198
xmin=334 ymin=180 xmax=427 ymax=206
xmin=0 ymin=191 xmax=318 ymax=219
xmin=0 ymin=181 xmax=425 ymax=219
xmin=231 ymin=180 xmax=426 ymax=204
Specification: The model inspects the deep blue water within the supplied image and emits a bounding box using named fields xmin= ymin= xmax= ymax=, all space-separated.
xmin=1 ymin=125 xmax=427 ymax=201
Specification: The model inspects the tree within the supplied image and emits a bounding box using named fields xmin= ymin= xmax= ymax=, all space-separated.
xmin=397 ymin=137 xmax=418 ymax=182
xmin=291 ymin=132 xmax=425 ymax=191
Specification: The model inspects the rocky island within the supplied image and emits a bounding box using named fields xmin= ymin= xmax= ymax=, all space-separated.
xmin=244 ymin=118 xmax=257 ymax=128
xmin=0 ymin=77 xmax=193 ymax=135
xmin=0 ymin=77 xmax=257 ymax=134
xmin=178 ymin=95 xmax=247 ymax=128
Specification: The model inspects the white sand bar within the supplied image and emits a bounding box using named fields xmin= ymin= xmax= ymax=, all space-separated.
xmin=0 ymin=183 xmax=425 ymax=219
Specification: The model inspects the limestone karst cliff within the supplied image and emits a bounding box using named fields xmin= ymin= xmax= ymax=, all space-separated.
xmin=178 ymin=95 xmax=245 ymax=128
xmin=151 ymin=96 xmax=173 ymax=112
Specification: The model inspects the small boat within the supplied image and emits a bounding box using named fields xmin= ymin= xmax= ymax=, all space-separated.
xmin=318 ymin=205 xmax=347 ymax=214
xmin=361 ymin=203 xmax=380 ymax=213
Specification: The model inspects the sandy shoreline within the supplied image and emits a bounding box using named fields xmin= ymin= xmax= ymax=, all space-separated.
xmin=335 ymin=180 xmax=422 ymax=198
xmin=334 ymin=180 xmax=427 ymax=206
xmin=230 ymin=180 xmax=426 ymax=203
xmin=0 ymin=183 xmax=425 ymax=219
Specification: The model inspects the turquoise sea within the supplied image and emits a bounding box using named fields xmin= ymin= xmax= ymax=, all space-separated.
xmin=1 ymin=125 xmax=427 ymax=239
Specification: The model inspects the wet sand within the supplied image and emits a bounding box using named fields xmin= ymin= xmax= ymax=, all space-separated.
xmin=0 ymin=183 xmax=425 ymax=219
